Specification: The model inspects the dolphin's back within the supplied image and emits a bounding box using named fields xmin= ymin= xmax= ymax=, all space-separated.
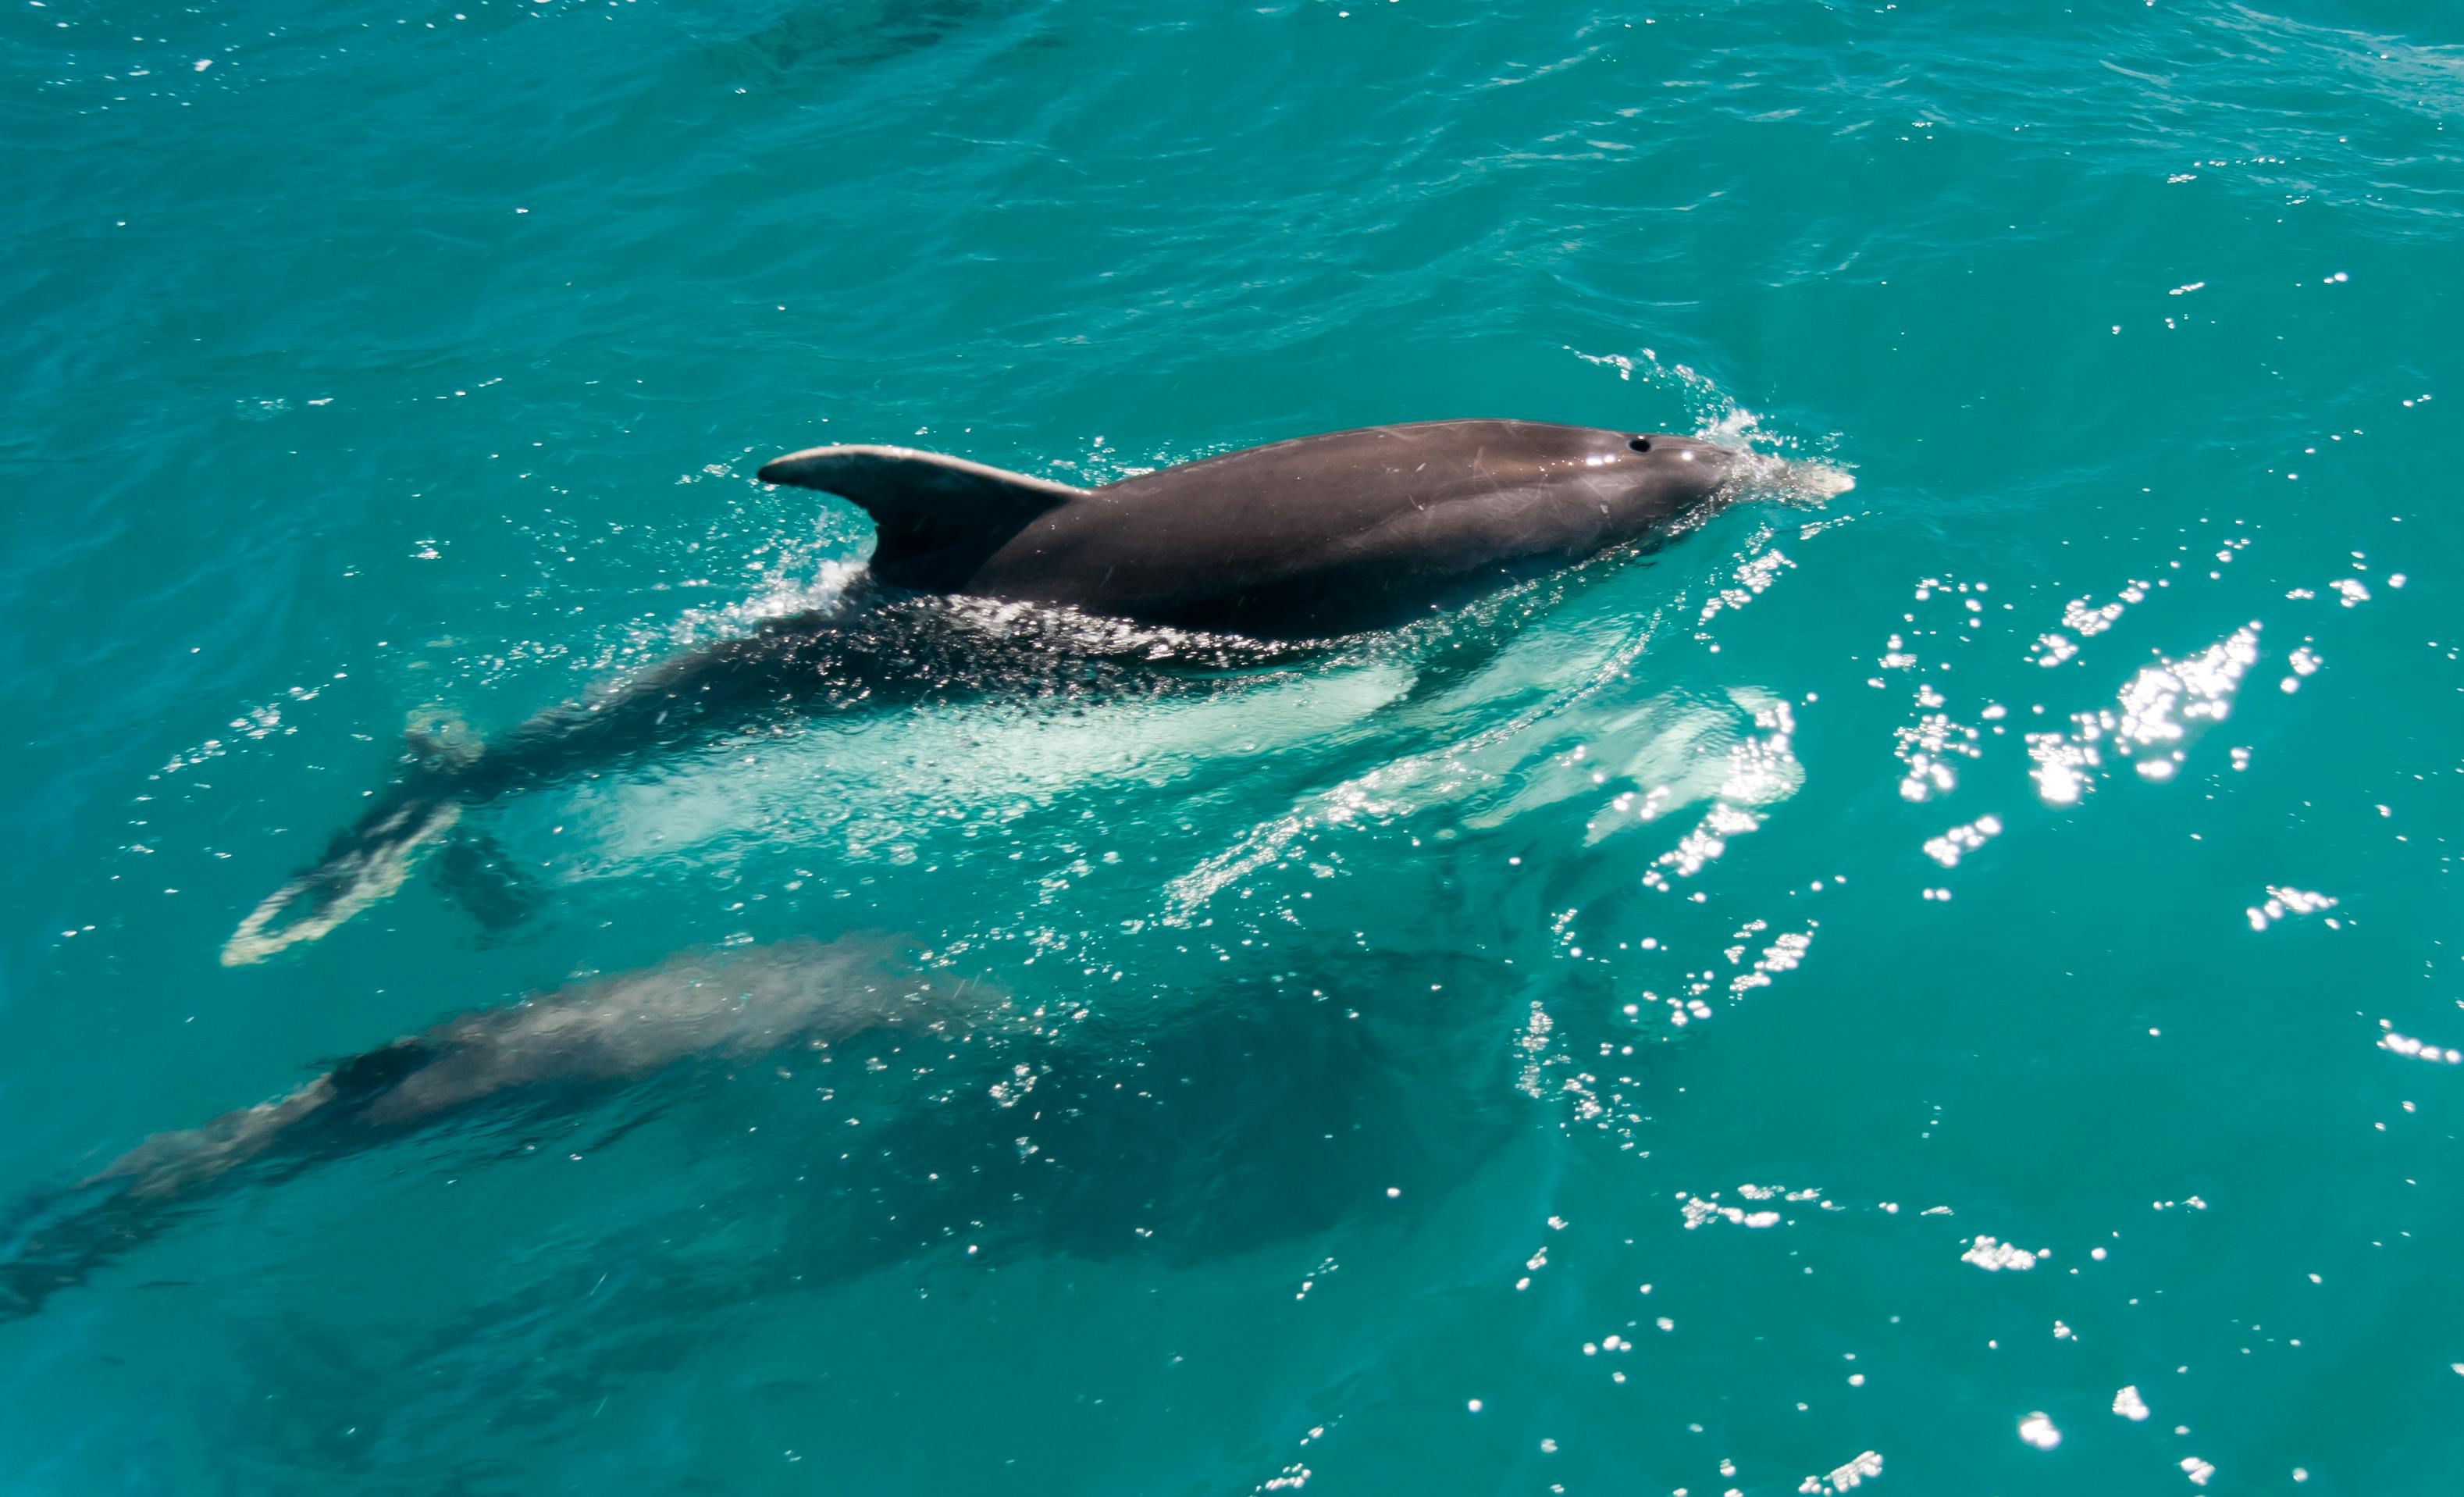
xmin=759 ymin=419 xmax=1729 ymax=639
xmin=975 ymin=420 xmax=1711 ymax=637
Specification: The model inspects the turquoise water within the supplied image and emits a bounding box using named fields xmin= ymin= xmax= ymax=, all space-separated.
xmin=5 ymin=0 xmax=2462 ymax=1489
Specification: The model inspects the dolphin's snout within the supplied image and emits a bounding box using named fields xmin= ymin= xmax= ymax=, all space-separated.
xmin=1670 ymin=434 xmax=1853 ymax=507
xmin=1632 ymin=433 xmax=1739 ymax=494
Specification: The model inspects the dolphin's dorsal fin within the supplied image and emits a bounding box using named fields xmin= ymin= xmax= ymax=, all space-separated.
xmin=757 ymin=444 xmax=1087 ymax=590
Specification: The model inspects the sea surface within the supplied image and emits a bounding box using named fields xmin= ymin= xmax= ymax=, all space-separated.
xmin=5 ymin=0 xmax=2461 ymax=1491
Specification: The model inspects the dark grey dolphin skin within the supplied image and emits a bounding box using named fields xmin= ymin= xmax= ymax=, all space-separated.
xmin=225 ymin=419 xmax=1733 ymax=962
xmin=757 ymin=419 xmax=1737 ymax=640
xmin=0 ymin=939 xmax=947 ymax=1320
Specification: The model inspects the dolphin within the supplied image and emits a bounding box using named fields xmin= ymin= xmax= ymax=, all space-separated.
xmin=0 ymin=938 xmax=954 ymax=1321
xmin=221 ymin=592 xmax=1305 ymax=964
xmin=756 ymin=419 xmax=1738 ymax=639
xmin=224 ymin=419 xmax=1739 ymax=963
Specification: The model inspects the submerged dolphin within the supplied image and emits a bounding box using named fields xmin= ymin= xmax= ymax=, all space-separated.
xmin=225 ymin=419 xmax=1739 ymax=963
xmin=222 ymin=593 xmax=1303 ymax=963
xmin=0 ymin=939 xmax=949 ymax=1320
xmin=757 ymin=419 xmax=1738 ymax=639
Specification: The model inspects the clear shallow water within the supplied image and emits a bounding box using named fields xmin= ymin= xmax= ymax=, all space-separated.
xmin=4 ymin=0 xmax=2461 ymax=1489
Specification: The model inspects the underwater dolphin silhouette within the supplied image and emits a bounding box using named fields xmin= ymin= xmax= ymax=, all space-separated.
xmin=0 ymin=939 xmax=946 ymax=1321
xmin=223 ymin=420 xmax=1739 ymax=964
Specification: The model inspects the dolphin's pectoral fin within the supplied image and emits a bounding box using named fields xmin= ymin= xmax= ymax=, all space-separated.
xmin=432 ymin=825 xmax=547 ymax=936
xmin=757 ymin=444 xmax=1086 ymax=589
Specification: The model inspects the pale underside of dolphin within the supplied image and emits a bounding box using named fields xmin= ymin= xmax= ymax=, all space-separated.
xmin=222 ymin=419 xmax=1742 ymax=964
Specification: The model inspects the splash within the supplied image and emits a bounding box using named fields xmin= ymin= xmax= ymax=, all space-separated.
xmin=667 ymin=557 xmax=867 ymax=648
xmin=1571 ymin=344 xmax=1857 ymax=504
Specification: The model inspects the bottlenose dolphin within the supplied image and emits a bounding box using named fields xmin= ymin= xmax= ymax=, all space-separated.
xmin=0 ymin=938 xmax=949 ymax=1320
xmin=757 ymin=419 xmax=1737 ymax=639
xmin=225 ymin=419 xmax=1739 ymax=963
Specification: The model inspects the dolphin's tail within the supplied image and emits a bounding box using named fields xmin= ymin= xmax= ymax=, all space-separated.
xmin=0 ymin=1149 xmax=274 ymax=1323
xmin=220 ymin=792 xmax=464 ymax=966
xmin=220 ymin=709 xmax=491 ymax=967
xmin=0 ymin=1183 xmax=80 ymax=1321
xmin=0 ymin=1169 xmax=278 ymax=1324
xmin=0 ymin=1182 xmax=142 ymax=1324
xmin=0 ymin=1055 xmax=403 ymax=1321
